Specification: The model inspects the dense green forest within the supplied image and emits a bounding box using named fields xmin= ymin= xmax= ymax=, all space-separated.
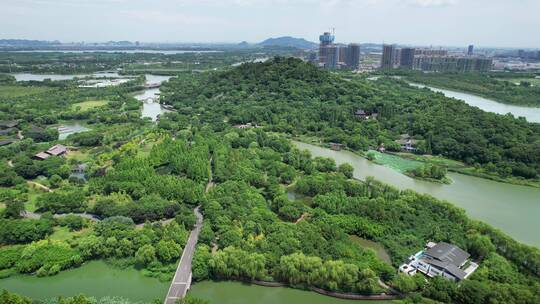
xmin=404 ymin=72 xmax=540 ymax=106
xmin=1 ymin=54 xmax=539 ymax=304
xmin=3 ymin=126 xmax=539 ymax=303
xmin=160 ymin=57 xmax=540 ymax=181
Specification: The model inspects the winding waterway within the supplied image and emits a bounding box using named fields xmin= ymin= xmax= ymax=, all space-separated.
xmin=11 ymin=71 xmax=171 ymax=122
xmin=294 ymin=141 xmax=540 ymax=247
xmin=134 ymin=74 xmax=172 ymax=121
xmin=409 ymin=83 xmax=540 ymax=123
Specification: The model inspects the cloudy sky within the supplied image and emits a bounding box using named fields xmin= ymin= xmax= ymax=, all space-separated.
xmin=2 ymin=0 xmax=539 ymax=48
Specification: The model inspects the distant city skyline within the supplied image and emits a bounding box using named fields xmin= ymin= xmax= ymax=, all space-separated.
xmin=2 ymin=0 xmax=540 ymax=48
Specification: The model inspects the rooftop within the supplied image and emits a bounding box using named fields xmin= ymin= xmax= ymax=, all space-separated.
xmin=0 ymin=120 xmax=20 ymax=128
xmin=35 ymin=152 xmax=51 ymax=160
xmin=47 ymin=144 xmax=68 ymax=156
xmin=424 ymin=242 xmax=470 ymax=267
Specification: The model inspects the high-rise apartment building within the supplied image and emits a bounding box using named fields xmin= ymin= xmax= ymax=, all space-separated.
xmin=381 ymin=43 xmax=491 ymax=72
xmin=338 ymin=46 xmax=348 ymax=64
xmin=325 ymin=45 xmax=339 ymax=69
xmin=400 ymin=47 xmax=416 ymax=69
xmin=413 ymin=56 xmax=492 ymax=72
xmin=345 ymin=43 xmax=361 ymax=69
xmin=319 ymin=32 xmax=335 ymax=65
xmin=468 ymin=45 xmax=474 ymax=56
xmin=415 ymin=49 xmax=448 ymax=56
xmin=381 ymin=44 xmax=395 ymax=69
xmin=393 ymin=48 xmax=402 ymax=67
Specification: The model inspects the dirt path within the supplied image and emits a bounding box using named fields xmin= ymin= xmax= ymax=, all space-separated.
xmin=27 ymin=181 xmax=52 ymax=192
xmin=295 ymin=212 xmax=309 ymax=224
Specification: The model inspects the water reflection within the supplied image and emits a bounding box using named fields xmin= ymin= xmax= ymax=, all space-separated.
xmin=294 ymin=140 xmax=540 ymax=247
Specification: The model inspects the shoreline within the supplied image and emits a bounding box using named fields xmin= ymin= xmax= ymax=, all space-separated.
xmin=406 ymin=79 xmax=540 ymax=109
xmin=192 ymin=278 xmax=401 ymax=301
xmin=291 ymin=136 xmax=540 ymax=189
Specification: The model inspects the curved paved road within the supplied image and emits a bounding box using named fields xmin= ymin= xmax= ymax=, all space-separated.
xmin=164 ymin=206 xmax=203 ymax=304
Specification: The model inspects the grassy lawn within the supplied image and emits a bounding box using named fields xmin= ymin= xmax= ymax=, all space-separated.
xmin=72 ymin=100 xmax=108 ymax=111
xmin=137 ymin=141 xmax=156 ymax=158
xmin=368 ymin=150 xmax=422 ymax=173
xmin=0 ymin=202 xmax=5 ymax=211
xmin=50 ymin=226 xmax=91 ymax=242
xmin=349 ymin=235 xmax=392 ymax=264
xmin=66 ymin=149 xmax=91 ymax=162
xmin=25 ymin=189 xmax=40 ymax=212
xmin=394 ymin=152 xmax=465 ymax=169
xmin=286 ymin=188 xmax=312 ymax=206
xmin=0 ymin=85 xmax=51 ymax=98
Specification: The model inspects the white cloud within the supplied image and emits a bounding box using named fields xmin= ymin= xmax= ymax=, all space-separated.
xmin=408 ymin=0 xmax=457 ymax=7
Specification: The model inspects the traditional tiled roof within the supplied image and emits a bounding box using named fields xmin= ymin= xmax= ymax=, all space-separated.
xmin=35 ymin=152 xmax=51 ymax=160
xmin=0 ymin=120 xmax=20 ymax=128
xmin=46 ymin=144 xmax=68 ymax=156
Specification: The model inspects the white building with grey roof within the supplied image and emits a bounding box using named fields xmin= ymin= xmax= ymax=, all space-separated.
xmin=399 ymin=241 xmax=479 ymax=282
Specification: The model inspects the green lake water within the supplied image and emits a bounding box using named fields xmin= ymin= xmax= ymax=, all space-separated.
xmin=294 ymin=141 xmax=540 ymax=248
xmin=0 ymin=261 xmax=169 ymax=302
xmin=0 ymin=262 xmax=396 ymax=303
xmin=189 ymin=281 xmax=394 ymax=304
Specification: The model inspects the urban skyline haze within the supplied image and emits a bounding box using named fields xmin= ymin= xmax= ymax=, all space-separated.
xmin=2 ymin=0 xmax=540 ymax=48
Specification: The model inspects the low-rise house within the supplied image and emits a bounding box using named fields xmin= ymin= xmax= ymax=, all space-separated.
xmin=330 ymin=143 xmax=344 ymax=151
xmin=0 ymin=121 xmax=21 ymax=147
xmin=399 ymin=242 xmax=479 ymax=282
xmin=46 ymin=144 xmax=68 ymax=157
xmin=70 ymin=163 xmax=88 ymax=181
xmin=354 ymin=109 xmax=378 ymax=120
xmin=354 ymin=109 xmax=369 ymax=119
xmin=34 ymin=152 xmax=52 ymax=160
xmin=0 ymin=139 xmax=17 ymax=147
xmin=0 ymin=128 xmax=17 ymax=136
xmin=34 ymin=144 xmax=68 ymax=160
xmin=235 ymin=123 xmax=254 ymax=129
xmin=0 ymin=120 xmax=20 ymax=129
xmin=396 ymin=134 xmax=418 ymax=152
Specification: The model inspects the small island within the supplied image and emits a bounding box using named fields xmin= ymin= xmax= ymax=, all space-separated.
xmin=405 ymin=163 xmax=452 ymax=184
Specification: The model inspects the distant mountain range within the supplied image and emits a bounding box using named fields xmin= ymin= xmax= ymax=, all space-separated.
xmin=257 ymin=36 xmax=318 ymax=49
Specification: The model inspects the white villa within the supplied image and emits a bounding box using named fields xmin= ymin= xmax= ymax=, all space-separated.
xmin=399 ymin=242 xmax=479 ymax=282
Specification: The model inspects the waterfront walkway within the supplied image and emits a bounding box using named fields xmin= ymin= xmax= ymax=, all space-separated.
xmin=164 ymin=206 xmax=203 ymax=304
xmin=164 ymin=158 xmax=212 ymax=303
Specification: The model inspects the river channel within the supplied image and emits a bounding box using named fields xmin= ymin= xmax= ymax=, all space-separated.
xmin=294 ymin=141 xmax=540 ymax=248
xmin=133 ymin=74 xmax=172 ymax=121
xmin=409 ymin=83 xmax=540 ymax=123
xmin=11 ymin=72 xmax=170 ymax=122
xmin=0 ymin=261 xmax=395 ymax=303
